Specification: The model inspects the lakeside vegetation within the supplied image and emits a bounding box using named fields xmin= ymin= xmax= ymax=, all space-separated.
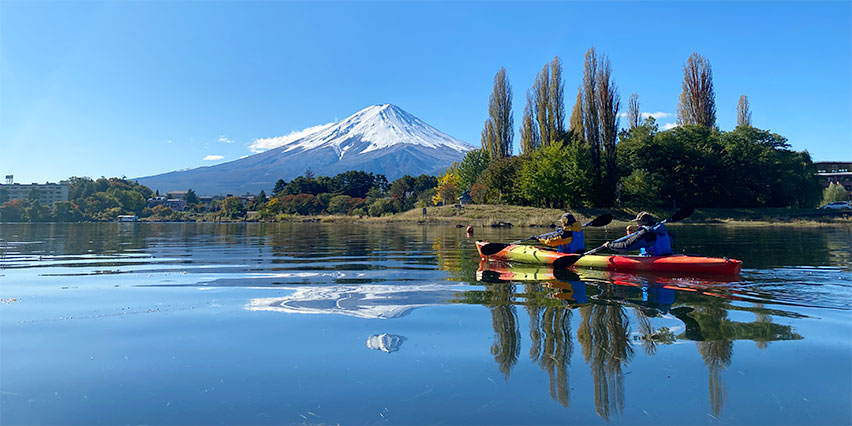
xmin=1 ymin=50 xmax=846 ymax=225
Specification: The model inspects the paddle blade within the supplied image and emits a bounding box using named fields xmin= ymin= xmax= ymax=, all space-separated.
xmin=552 ymin=254 xmax=582 ymax=269
xmin=669 ymin=206 xmax=695 ymax=223
xmin=478 ymin=242 xmax=510 ymax=257
xmin=584 ymin=213 xmax=613 ymax=227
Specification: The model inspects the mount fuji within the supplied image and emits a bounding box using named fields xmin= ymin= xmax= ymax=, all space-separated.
xmin=136 ymin=104 xmax=475 ymax=195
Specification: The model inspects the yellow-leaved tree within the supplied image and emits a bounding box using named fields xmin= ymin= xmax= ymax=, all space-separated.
xmin=432 ymin=165 xmax=460 ymax=206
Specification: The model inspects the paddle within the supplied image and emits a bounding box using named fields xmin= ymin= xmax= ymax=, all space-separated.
xmin=479 ymin=214 xmax=614 ymax=257
xmin=573 ymin=206 xmax=695 ymax=263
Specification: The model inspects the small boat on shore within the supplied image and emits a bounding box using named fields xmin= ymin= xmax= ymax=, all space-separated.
xmin=476 ymin=241 xmax=743 ymax=275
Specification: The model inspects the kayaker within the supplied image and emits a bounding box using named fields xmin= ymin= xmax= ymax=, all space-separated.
xmin=531 ymin=213 xmax=585 ymax=254
xmin=603 ymin=211 xmax=673 ymax=256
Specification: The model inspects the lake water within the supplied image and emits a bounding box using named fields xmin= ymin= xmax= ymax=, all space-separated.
xmin=1 ymin=222 xmax=850 ymax=424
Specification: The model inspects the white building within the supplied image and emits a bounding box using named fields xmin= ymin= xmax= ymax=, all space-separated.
xmin=0 ymin=177 xmax=69 ymax=205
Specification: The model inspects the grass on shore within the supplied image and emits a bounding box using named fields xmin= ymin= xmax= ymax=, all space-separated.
xmin=138 ymin=204 xmax=851 ymax=227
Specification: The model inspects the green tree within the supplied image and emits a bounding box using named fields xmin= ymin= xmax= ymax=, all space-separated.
xmin=184 ymin=188 xmax=199 ymax=204
xmin=221 ymin=196 xmax=245 ymax=219
xmin=618 ymin=169 xmax=662 ymax=207
xmin=822 ymin=183 xmax=850 ymax=204
xmin=52 ymin=201 xmax=81 ymax=222
xmin=517 ymin=142 xmax=592 ymax=208
xmin=457 ymin=149 xmax=491 ymax=191
xmin=273 ymin=179 xmax=286 ymax=195
xmin=476 ymin=156 xmax=525 ymax=204
xmin=328 ymin=194 xmax=354 ymax=214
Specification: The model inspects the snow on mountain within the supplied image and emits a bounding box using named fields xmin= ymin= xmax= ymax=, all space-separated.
xmin=262 ymin=104 xmax=472 ymax=157
xmin=137 ymin=104 xmax=475 ymax=195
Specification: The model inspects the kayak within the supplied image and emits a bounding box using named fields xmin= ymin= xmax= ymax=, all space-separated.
xmin=476 ymin=241 xmax=742 ymax=275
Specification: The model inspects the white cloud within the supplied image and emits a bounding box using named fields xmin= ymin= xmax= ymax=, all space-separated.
xmin=203 ymin=155 xmax=225 ymax=161
xmin=641 ymin=112 xmax=673 ymax=119
xmin=661 ymin=122 xmax=678 ymax=131
xmin=248 ymin=122 xmax=335 ymax=153
xmin=618 ymin=111 xmax=673 ymax=119
xmin=167 ymin=140 xmax=173 ymax=144
xmin=218 ymin=136 xmax=234 ymax=144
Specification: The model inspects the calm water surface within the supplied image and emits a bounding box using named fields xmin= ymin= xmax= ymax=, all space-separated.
xmin=1 ymin=222 xmax=850 ymax=424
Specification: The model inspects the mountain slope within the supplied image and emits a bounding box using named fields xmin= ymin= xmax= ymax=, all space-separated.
xmin=137 ymin=104 xmax=474 ymax=195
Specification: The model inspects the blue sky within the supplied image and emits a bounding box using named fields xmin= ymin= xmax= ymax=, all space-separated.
xmin=1 ymin=1 xmax=850 ymax=184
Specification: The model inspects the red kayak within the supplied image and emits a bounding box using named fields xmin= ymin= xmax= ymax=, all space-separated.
xmin=476 ymin=241 xmax=743 ymax=275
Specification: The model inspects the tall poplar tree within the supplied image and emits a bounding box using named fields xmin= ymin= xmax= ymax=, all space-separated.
xmin=582 ymin=47 xmax=601 ymax=197
xmin=549 ymin=56 xmax=566 ymax=142
xmin=568 ymin=88 xmax=585 ymax=143
xmin=626 ymin=93 xmax=641 ymax=130
xmin=596 ymin=55 xmax=620 ymax=206
xmin=676 ymin=52 xmax=716 ymax=129
xmin=534 ymin=64 xmax=552 ymax=147
xmin=482 ymin=68 xmax=514 ymax=159
xmin=736 ymin=94 xmax=752 ymax=127
xmin=520 ymin=91 xmax=540 ymax=155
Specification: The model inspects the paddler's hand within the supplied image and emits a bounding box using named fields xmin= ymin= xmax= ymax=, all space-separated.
xmin=603 ymin=241 xmax=610 ymax=248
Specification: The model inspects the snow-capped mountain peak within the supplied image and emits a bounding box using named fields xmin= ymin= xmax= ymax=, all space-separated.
xmin=137 ymin=104 xmax=473 ymax=195
xmin=272 ymin=104 xmax=472 ymax=159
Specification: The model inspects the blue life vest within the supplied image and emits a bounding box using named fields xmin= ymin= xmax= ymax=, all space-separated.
xmin=641 ymin=223 xmax=672 ymax=256
xmin=558 ymin=229 xmax=585 ymax=254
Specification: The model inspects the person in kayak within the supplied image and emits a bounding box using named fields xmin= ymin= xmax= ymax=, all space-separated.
xmin=604 ymin=211 xmax=673 ymax=256
xmin=531 ymin=213 xmax=585 ymax=254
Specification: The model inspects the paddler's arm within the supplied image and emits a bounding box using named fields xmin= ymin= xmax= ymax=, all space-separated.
xmin=605 ymin=228 xmax=653 ymax=251
xmin=535 ymin=223 xmax=579 ymax=247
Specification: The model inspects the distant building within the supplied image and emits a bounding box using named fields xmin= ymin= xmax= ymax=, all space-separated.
xmin=816 ymin=161 xmax=852 ymax=193
xmin=458 ymin=190 xmax=472 ymax=205
xmin=118 ymin=215 xmax=139 ymax=222
xmin=146 ymin=196 xmax=186 ymax=211
xmin=0 ymin=176 xmax=69 ymax=205
xmin=166 ymin=191 xmax=188 ymax=200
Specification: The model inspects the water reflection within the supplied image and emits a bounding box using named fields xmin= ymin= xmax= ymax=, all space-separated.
xmin=474 ymin=260 xmax=807 ymax=421
xmin=1 ymin=223 xmax=848 ymax=425
xmin=245 ymin=284 xmax=458 ymax=319
xmin=366 ymin=334 xmax=407 ymax=353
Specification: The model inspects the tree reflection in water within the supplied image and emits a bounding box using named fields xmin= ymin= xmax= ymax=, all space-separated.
xmin=489 ymin=282 xmax=520 ymax=379
xmin=577 ymin=301 xmax=634 ymax=421
xmin=528 ymin=298 xmax=573 ymax=407
xmin=469 ymin=251 xmax=806 ymax=422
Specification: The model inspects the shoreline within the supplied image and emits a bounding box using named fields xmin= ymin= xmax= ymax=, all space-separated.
xmin=132 ymin=205 xmax=852 ymax=227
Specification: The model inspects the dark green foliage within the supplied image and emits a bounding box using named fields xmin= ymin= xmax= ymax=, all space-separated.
xmin=278 ymin=194 xmax=323 ymax=215
xmin=220 ymin=196 xmax=245 ymax=219
xmin=184 ymin=189 xmax=199 ymax=204
xmin=273 ymin=179 xmax=286 ymax=195
xmin=457 ymin=149 xmax=491 ymax=191
xmin=0 ymin=188 xmax=8 ymax=204
xmin=616 ymin=124 xmax=821 ymax=208
xmin=475 ymin=156 xmax=527 ymax=204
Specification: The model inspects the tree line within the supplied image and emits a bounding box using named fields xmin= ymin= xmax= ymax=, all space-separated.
xmin=0 ymin=171 xmax=439 ymax=222
xmin=436 ymin=49 xmax=822 ymax=209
